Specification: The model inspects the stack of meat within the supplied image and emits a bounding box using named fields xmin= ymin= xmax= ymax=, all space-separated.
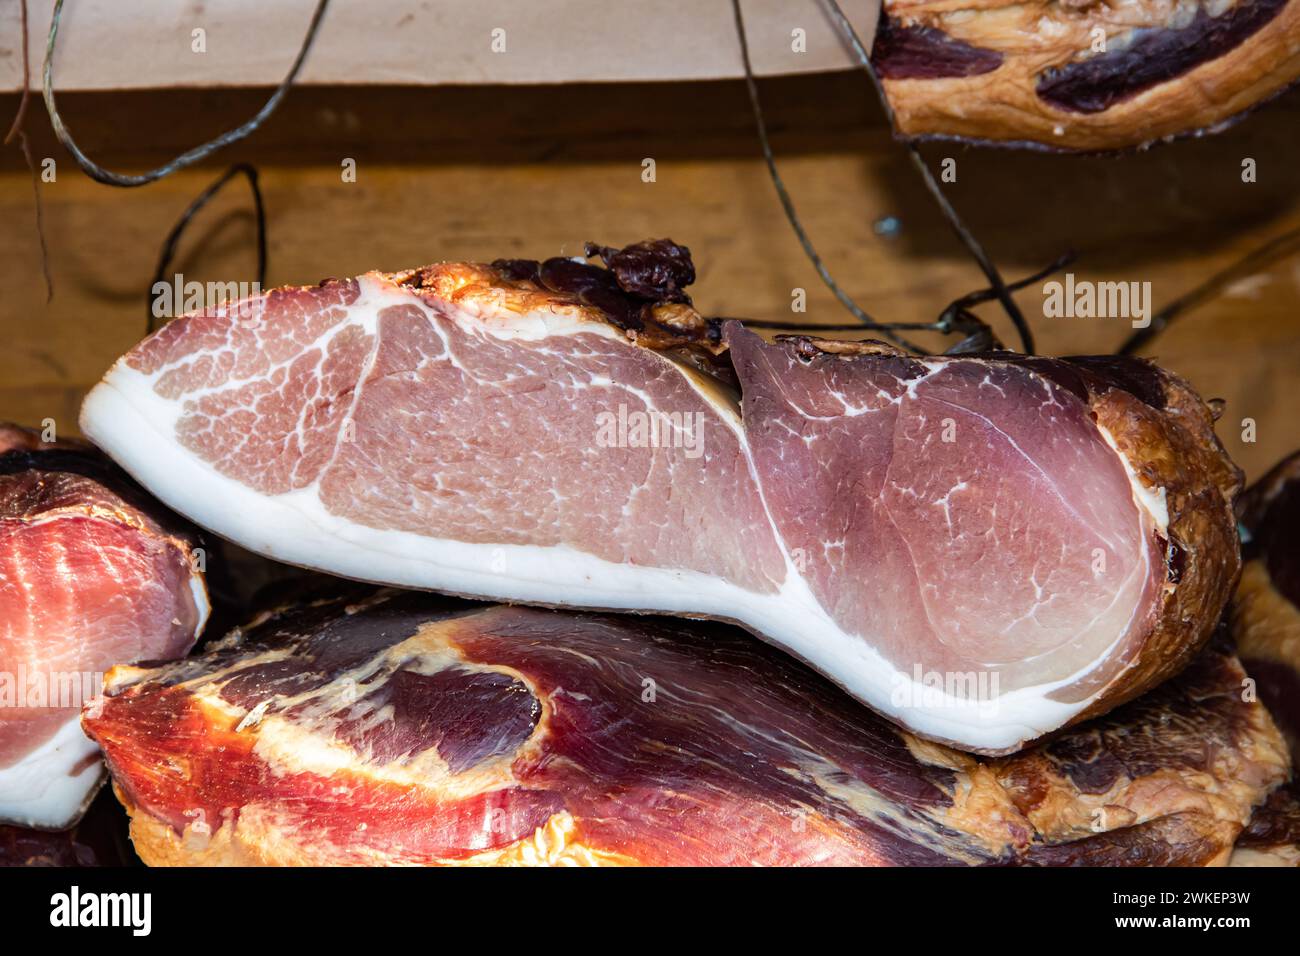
xmin=4 ymin=241 xmax=1295 ymax=866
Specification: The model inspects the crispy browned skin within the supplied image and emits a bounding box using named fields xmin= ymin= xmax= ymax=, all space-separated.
xmin=873 ymin=0 xmax=1300 ymax=151
xmin=1061 ymin=357 xmax=1242 ymax=727
xmin=1001 ymin=639 xmax=1286 ymax=866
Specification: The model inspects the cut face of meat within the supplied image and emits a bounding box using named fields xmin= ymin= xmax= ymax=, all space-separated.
xmin=79 ymin=242 xmax=1242 ymax=754
xmin=82 ymin=592 xmax=1287 ymax=867
xmin=727 ymin=333 xmax=1163 ymax=694
xmin=0 ymin=425 xmax=209 ymax=829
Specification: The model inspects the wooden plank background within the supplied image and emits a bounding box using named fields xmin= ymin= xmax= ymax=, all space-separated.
xmin=1 ymin=75 xmax=1298 ymax=481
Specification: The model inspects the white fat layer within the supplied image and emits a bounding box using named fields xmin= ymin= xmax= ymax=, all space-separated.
xmin=1095 ymin=422 xmax=1170 ymax=533
xmin=191 ymin=574 xmax=212 ymax=634
xmin=80 ymin=340 xmax=1159 ymax=754
xmin=0 ymin=718 xmax=103 ymax=829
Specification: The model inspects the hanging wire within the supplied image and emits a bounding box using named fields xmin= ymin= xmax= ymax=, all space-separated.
xmin=6 ymin=0 xmax=54 ymax=301
xmin=741 ymin=319 xmax=948 ymax=332
xmin=730 ymin=0 xmax=934 ymax=353
xmin=820 ymin=0 xmax=1037 ymax=354
xmin=744 ymin=249 xmax=1074 ymax=332
xmin=42 ymin=0 xmax=330 ymax=187
xmin=5 ymin=0 xmax=33 ymax=141
xmin=730 ymin=0 xmax=1042 ymax=354
xmin=1119 ymin=224 xmax=1300 ymax=355
xmin=936 ymin=250 xmax=1074 ymax=325
xmin=38 ymin=1 xmax=315 ymax=335
xmin=146 ymin=163 xmax=268 ymax=335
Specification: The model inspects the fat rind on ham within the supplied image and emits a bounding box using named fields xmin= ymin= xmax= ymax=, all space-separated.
xmin=78 ymin=241 xmax=1242 ymax=754
xmin=82 ymin=590 xmax=1287 ymax=866
xmin=0 ymin=424 xmax=208 ymax=829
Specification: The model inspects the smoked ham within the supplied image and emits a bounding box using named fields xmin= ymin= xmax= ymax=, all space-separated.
xmin=79 ymin=241 xmax=1242 ymax=754
xmin=872 ymin=0 xmax=1300 ymax=151
xmin=82 ymin=590 xmax=1287 ymax=866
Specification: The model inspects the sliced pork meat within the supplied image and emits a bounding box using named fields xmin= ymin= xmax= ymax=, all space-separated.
xmin=1228 ymin=451 xmax=1300 ymax=866
xmin=82 ymin=592 xmax=1286 ymax=867
xmin=0 ymin=424 xmax=208 ymax=829
xmin=78 ymin=241 xmax=1242 ymax=754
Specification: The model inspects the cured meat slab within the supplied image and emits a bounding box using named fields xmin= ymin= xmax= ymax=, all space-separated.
xmin=83 ymin=591 xmax=1287 ymax=866
xmin=0 ymin=424 xmax=208 ymax=829
xmin=79 ymin=241 xmax=1242 ymax=754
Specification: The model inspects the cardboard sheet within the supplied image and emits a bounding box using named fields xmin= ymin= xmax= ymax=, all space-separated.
xmin=3 ymin=0 xmax=880 ymax=92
